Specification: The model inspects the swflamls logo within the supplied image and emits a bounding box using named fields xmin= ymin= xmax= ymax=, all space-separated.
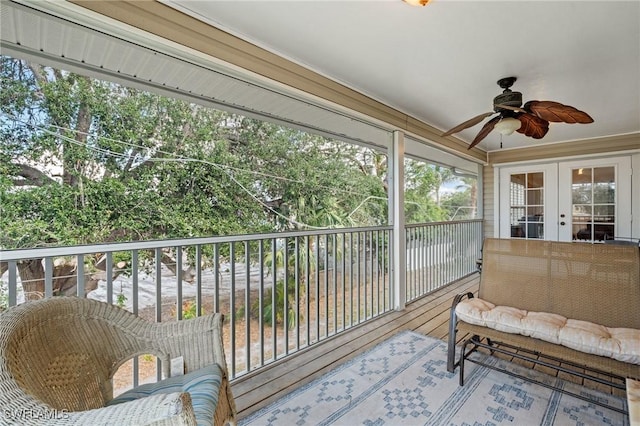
xmin=3 ymin=408 xmax=70 ymax=420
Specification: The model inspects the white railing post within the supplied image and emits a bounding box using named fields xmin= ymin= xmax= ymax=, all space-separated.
xmin=390 ymin=131 xmax=406 ymax=311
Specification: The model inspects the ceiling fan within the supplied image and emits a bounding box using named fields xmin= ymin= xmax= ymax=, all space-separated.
xmin=442 ymin=77 xmax=594 ymax=150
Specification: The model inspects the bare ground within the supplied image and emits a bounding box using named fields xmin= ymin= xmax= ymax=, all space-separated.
xmin=112 ymin=272 xmax=392 ymax=394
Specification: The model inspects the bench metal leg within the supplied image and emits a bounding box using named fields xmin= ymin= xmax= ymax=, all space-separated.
xmin=459 ymin=341 xmax=466 ymax=386
xmin=447 ymin=309 xmax=459 ymax=373
xmin=459 ymin=337 xmax=477 ymax=386
xmin=447 ymin=292 xmax=475 ymax=373
xmin=458 ymin=335 xmax=628 ymax=415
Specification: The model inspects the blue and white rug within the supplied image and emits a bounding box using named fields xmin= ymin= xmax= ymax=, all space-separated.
xmin=240 ymin=331 xmax=628 ymax=426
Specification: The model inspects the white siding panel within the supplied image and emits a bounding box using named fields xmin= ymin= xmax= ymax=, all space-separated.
xmin=483 ymin=166 xmax=495 ymax=238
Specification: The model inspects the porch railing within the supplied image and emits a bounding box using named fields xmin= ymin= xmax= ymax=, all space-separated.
xmin=0 ymin=220 xmax=481 ymax=389
xmin=405 ymin=219 xmax=483 ymax=302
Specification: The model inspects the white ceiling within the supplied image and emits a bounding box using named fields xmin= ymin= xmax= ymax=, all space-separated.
xmin=163 ymin=0 xmax=640 ymax=153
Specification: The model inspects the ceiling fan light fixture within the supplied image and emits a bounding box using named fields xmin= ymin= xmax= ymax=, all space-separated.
xmin=494 ymin=117 xmax=521 ymax=135
xmin=403 ymin=0 xmax=430 ymax=6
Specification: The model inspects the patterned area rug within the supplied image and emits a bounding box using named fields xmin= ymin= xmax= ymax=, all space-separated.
xmin=240 ymin=331 xmax=628 ymax=426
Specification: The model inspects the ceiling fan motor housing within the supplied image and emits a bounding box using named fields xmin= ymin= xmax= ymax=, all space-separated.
xmin=494 ymin=90 xmax=523 ymax=113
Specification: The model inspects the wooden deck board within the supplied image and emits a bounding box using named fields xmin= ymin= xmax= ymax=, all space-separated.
xmin=232 ymin=273 xmax=480 ymax=419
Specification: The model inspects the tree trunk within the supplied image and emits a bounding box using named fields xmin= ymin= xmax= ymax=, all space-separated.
xmin=12 ymin=251 xmax=194 ymax=303
xmin=16 ymin=258 xmax=99 ymax=301
xmin=63 ymin=76 xmax=92 ymax=188
xmin=16 ymin=259 xmax=46 ymax=301
xmin=161 ymin=253 xmax=195 ymax=283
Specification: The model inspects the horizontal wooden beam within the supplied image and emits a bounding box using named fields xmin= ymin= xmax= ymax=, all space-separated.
xmin=488 ymin=133 xmax=640 ymax=164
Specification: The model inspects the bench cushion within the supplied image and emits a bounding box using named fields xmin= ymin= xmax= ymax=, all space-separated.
xmin=456 ymin=298 xmax=640 ymax=365
xmin=107 ymin=363 xmax=222 ymax=426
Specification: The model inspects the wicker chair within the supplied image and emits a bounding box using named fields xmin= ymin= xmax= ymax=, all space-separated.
xmin=0 ymin=297 xmax=236 ymax=426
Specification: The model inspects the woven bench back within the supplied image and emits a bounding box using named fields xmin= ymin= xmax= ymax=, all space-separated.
xmin=479 ymin=238 xmax=640 ymax=329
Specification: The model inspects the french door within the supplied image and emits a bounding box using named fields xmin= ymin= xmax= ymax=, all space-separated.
xmin=558 ymin=157 xmax=632 ymax=242
xmin=499 ymin=156 xmax=632 ymax=242
xmin=499 ymin=163 xmax=558 ymax=240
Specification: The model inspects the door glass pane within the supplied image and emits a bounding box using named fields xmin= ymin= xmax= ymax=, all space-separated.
xmin=510 ymin=172 xmax=544 ymax=239
xmin=526 ymin=189 xmax=543 ymax=205
xmin=527 ymin=173 xmax=544 ymax=189
xmin=594 ymin=205 xmax=615 ymax=222
xmin=572 ymin=166 xmax=615 ymax=241
xmin=573 ymin=205 xmax=592 ymax=222
xmin=571 ymin=168 xmax=592 ymax=203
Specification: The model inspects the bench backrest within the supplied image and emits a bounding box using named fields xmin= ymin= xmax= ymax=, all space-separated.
xmin=479 ymin=238 xmax=640 ymax=329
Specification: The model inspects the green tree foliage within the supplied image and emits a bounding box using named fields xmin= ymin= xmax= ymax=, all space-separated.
xmin=0 ymin=56 xmax=390 ymax=297
xmin=1 ymin=57 xmax=387 ymax=248
xmin=404 ymin=160 xmax=454 ymax=223
xmin=0 ymin=56 xmax=475 ymax=303
xmin=440 ymin=177 xmax=478 ymax=220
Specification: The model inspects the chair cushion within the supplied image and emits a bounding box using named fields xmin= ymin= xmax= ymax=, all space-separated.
xmin=107 ymin=363 xmax=222 ymax=426
xmin=455 ymin=297 xmax=640 ymax=365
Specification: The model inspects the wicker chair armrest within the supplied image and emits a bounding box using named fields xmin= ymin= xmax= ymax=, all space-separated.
xmin=76 ymin=392 xmax=196 ymax=426
xmin=143 ymin=313 xmax=228 ymax=376
xmin=79 ymin=392 xmax=196 ymax=426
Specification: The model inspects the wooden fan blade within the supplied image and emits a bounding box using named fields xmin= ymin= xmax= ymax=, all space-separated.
xmin=468 ymin=116 xmax=501 ymax=149
xmin=523 ymin=100 xmax=594 ymax=124
xmin=516 ymin=113 xmax=549 ymax=139
xmin=442 ymin=111 xmax=495 ymax=137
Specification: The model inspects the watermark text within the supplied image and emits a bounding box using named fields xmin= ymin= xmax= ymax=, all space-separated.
xmin=3 ymin=408 xmax=70 ymax=421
